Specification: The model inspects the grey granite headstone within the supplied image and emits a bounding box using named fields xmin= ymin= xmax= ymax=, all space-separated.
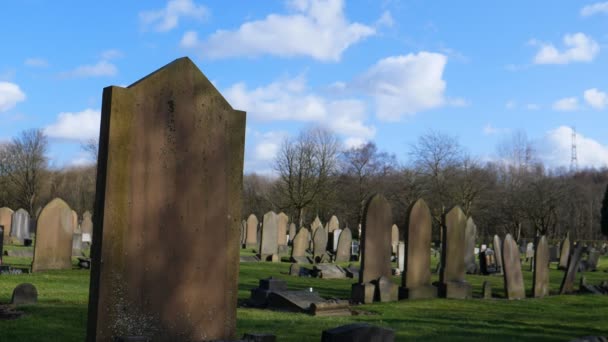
xmin=502 ymin=234 xmax=525 ymax=300
xmin=259 ymin=211 xmax=279 ymax=262
xmin=397 ymin=242 xmax=405 ymax=272
xmin=439 ymin=206 xmax=472 ymax=299
xmin=533 ymin=235 xmax=550 ymax=298
xmin=335 ymin=228 xmax=352 ymax=263
xmin=332 ymin=229 xmax=342 ymax=252
xmin=72 ymin=233 xmax=83 ymax=256
xmin=10 ymin=208 xmax=31 ymax=243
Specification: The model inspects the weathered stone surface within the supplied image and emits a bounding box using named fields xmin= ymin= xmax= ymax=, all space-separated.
xmin=71 ymin=210 xmax=79 ymax=233
xmin=245 ymin=214 xmax=258 ymax=249
xmin=81 ymin=211 xmax=93 ymax=244
xmin=584 ymin=248 xmax=600 ymax=272
xmin=391 ymin=224 xmax=399 ymax=255
xmin=560 ymin=245 xmax=584 ymax=294
xmin=464 ymin=217 xmax=478 ymax=274
xmin=10 ymin=283 xmax=38 ymax=306
xmin=86 ymin=58 xmax=245 ymax=341
xmin=526 ymin=242 xmax=534 ymax=261
xmin=439 ymin=206 xmax=472 ymax=299
xmin=288 ymin=223 xmax=296 ymax=243
xmin=31 ymin=198 xmax=73 ymax=272
xmin=533 ymin=235 xmax=550 ymax=298
xmin=397 ymin=242 xmax=405 ymax=272
xmin=260 ymin=211 xmax=279 ymax=262
xmin=375 ymin=275 xmax=398 ymax=302
xmin=0 ymin=207 xmax=14 ymax=242
xmin=335 ymin=228 xmax=352 ymax=263
xmin=482 ymin=281 xmax=492 ymax=299
xmin=311 ymin=216 xmax=322 ymax=237
xmin=493 ymin=235 xmax=503 ymax=274
xmin=276 ymin=212 xmax=289 ymax=247
xmin=559 ymin=233 xmax=571 ymax=270
xmin=10 ymin=209 xmax=31 ymax=243
xmin=327 ymin=215 xmax=339 ymax=233
xmin=502 ymin=234 xmax=525 ymax=300
xmin=332 ymin=229 xmax=342 ymax=252
xmin=72 ymin=233 xmax=83 ymax=256
xmin=313 ymin=226 xmax=328 ymax=262
xmin=291 ymin=228 xmax=309 ymax=262
xmin=321 ymin=323 xmax=395 ymax=342
xmin=313 ymin=264 xmax=346 ymax=279
xmin=400 ymin=199 xmax=437 ymax=300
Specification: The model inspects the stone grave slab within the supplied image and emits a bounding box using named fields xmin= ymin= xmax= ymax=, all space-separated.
xmin=321 ymin=323 xmax=395 ymax=342
xmin=502 ymin=234 xmax=525 ymax=300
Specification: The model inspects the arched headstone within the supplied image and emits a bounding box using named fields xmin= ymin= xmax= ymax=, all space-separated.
xmin=493 ymin=234 xmax=503 ymax=274
xmin=10 ymin=208 xmax=31 ymax=243
xmin=533 ymin=235 xmax=550 ymax=298
xmin=439 ymin=206 xmax=472 ymax=299
xmin=31 ymin=198 xmax=73 ymax=272
xmin=0 ymin=207 xmax=14 ymax=242
xmin=245 ymin=214 xmax=258 ymax=249
xmin=502 ymin=234 xmax=525 ymax=299
xmin=259 ymin=211 xmax=279 ymax=262
xmin=335 ymin=228 xmax=352 ymax=263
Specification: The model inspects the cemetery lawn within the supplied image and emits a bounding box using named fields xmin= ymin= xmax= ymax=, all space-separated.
xmin=0 ymin=252 xmax=606 ymax=341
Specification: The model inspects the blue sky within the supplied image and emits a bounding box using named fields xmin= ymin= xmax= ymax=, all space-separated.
xmin=1 ymin=0 xmax=607 ymax=173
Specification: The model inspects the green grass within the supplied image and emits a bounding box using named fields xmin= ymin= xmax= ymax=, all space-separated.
xmin=1 ymin=245 xmax=607 ymax=341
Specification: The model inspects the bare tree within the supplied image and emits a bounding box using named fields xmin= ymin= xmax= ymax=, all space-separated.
xmin=81 ymin=137 xmax=99 ymax=162
xmin=0 ymin=129 xmax=48 ymax=213
xmin=273 ymin=127 xmax=340 ymax=226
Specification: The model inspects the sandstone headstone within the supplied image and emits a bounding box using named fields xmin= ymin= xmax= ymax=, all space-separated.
xmin=493 ymin=234 xmax=503 ymax=274
xmin=73 ymin=233 xmax=83 ymax=256
xmin=313 ymin=226 xmax=328 ymax=262
xmin=533 ymin=235 xmax=550 ymax=298
xmin=311 ymin=216 xmax=322 ymax=237
xmin=86 ymin=58 xmax=245 ymax=341
xmin=559 ymin=233 xmax=571 ymax=270
xmin=71 ymin=210 xmax=79 ymax=233
xmin=502 ymin=234 xmax=525 ymax=300
xmin=335 ymin=228 xmax=352 ymax=263
xmin=31 ymin=198 xmax=74 ymax=272
xmin=10 ymin=208 xmax=31 ymax=243
xmin=291 ymin=228 xmax=310 ymax=263
xmin=288 ymin=223 xmax=296 ymax=244
xmin=81 ymin=211 xmax=93 ymax=244
xmin=400 ymin=199 xmax=437 ymax=299
xmin=526 ymin=242 xmax=534 ymax=263
xmin=277 ymin=212 xmax=289 ymax=252
xmin=321 ymin=323 xmax=395 ymax=342
xmin=391 ymin=224 xmax=399 ymax=255
xmin=352 ymin=194 xmax=396 ymax=303
xmin=332 ymin=229 xmax=342 ymax=252
xmin=0 ymin=207 xmax=14 ymax=242
xmin=482 ymin=281 xmax=492 ymax=299
xmin=260 ymin=211 xmax=279 ymax=262
xmin=560 ymin=245 xmax=584 ymax=294
xmin=397 ymin=242 xmax=405 ymax=272
xmin=327 ymin=215 xmax=339 ymax=233
xmin=10 ymin=283 xmax=38 ymax=306
xmin=245 ymin=214 xmax=259 ymax=249
xmin=464 ymin=217 xmax=478 ymax=274
xmin=439 ymin=206 xmax=472 ymax=299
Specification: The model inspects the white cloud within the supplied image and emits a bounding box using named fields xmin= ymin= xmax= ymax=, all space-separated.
xmin=526 ymin=103 xmax=540 ymax=110
xmin=483 ymin=124 xmax=509 ymax=136
xmin=59 ymin=60 xmax=117 ymax=78
xmin=101 ymin=49 xmax=123 ymax=60
xmin=544 ymin=126 xmax=608 ymax=168
xmin=533 ymin=33 xmax=599 ymax=64
xmin=181 ymin=0 xmax=375 ymax=61
xmin=376 ymin=10 xmax=394 ymax=28
xmin=356 ymin=52 xmax=448 ymax=121
xmin=584 ymin=88 xmax=608 ymax=109
xmin=44 ymin=109 xmax=100 ymax=141
xmin=0 ymin=82 xmax=26 ymax=112
xmin=581 ymin=2 xmax=608 ymax=16
xmin=69 ymin=154 xmax=96 ymax=167
xmin=24 ymin=58 xmax=49 ymax=68
xmin=552 ymin=97 xmax=579 ymax=111
xmin=140 ymin=0 xmax=208 ymax=32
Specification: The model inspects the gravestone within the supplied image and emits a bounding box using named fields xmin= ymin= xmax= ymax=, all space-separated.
xmin=321 ymin=323 xmax=395 ymax=342
xmin=313 ymin=226 xmax=328 ymax=262
xmin=482 ymin=281 xmax=492 ymax=299
xmin=533 ymin=235 xmax=550 ymax=298
xmin=335 ymin=228 xmax=352 ymax=263
xmin=86 ymin=57 xmax=245 ymax=341
xmin=31 ymin=198 xmax=74 ymax=272
xmin=245 ymin=214 xmax=259 ymax=249
xmin=332 ymin=229 xmax=342 ymax=252
xmin=240 ymin=220 xmax=246 ymax=246
xmin=549 ymin=245 xmax=559 ymax=263
xmin=260 ymin=211 xmax=279 ymax=262
xmin=0 ymin=226 xmax=3 ymax=263
xmin=464 ymin=217 xmax=478 ymax=274
xmin=391 ymin=224 xmax=399 ymax=255
xmin=291 ymin=228 xmax=310 ymax=263
xmin=502 ymin=234 xmax=525 ymax=300
xmin=493 ymin=235 xmax=503 ymax=274
xmin=277 ymin=212 xmax=289 ymax=254
xmin=73 ymin=233 xmax=83 ymax=256
xmin=400 ymin=199 xmax=437 ymax=299
xmin=311 ymin=216 xmax=322 ymax=237
xmin=10 ymin=283 xmax=38 ymax=306
xmin=560 ymin=245 xmax=584 ymax=294
xmin=10 ymin=208 xmax=31 ymax=243
xmin=439 ymin=206 xmax=472 ymax=299
xmin=559 ymin=233 xmax=570 ymax=270
xmin=71 ymin=210 xmax=79 ymax=233
xmin=351 ymin=194 xmax=397 ymax=304
xmin=327 ymin=215 xmax=339 ymax=233
xmin=526 ymin=242 xmax=534 ymax=263
xmin=397 ymin=242 xmax=405 ymax=272
xmin=0 ymin=207 xmax=14 ymax=242
xmin=81 ymin=211 xmax=93 ymax=244
xmin=288 ymin=223 xmax=296 ymax=244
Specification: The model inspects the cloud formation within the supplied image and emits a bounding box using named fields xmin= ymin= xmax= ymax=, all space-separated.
xmin=581 ymin=2 xmax=608 ymax=16
xmin=552 ymin=97 xmax=579 ymax=111
xmin=533 ymin=33 xmax=599 ymax=64
xmin=24 ymin=58 xmax=49 ymax=68
xmin=544 ymin=126 xmax=608 ymax=168
xmin=59 ymin=60 xmax=117 ymax=78
xmin=584 ymin=88 xmax=608 ymax=109
xmin=44 ymin=108 xmax=100 ymax=141
xmin=140 ymin=0 xmax=208 ymax=32
xmin=0 ymin=82 xmax=26 ymax=112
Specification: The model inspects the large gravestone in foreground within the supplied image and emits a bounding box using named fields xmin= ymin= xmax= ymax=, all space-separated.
xmin=439 ymin=206 xmax=472 ymax=299
xmin=0 ymin=207 xmax=14 ymax=242
xmin=533 ymin=235 xmax=550 ymax=298
xmin=351 ymin=194 xmax=397 ymax=304
xmin=10 ymin=208 xmax=31 ymax=243
xmin=32 ymin=198 xmax=74 ymax=272
xmin=502 ymin=234 xmax=525 ymax=300
xmin=399 ymin=199 xmax=437 ymax=299
xmin=86 ymin=57 xmax=245 ymax=341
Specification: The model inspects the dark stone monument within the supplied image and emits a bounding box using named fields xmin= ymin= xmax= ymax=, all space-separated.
xmin=560 ymin=245 xmax=584 ymax=294
xmin=321 ymin=323 xmax=395 ymax=342
xmin=479 ymin=248 xmax=497 ymax=275
xmin=438 ymin=206 xmax=472 ymax=299
xmin=86 ymin=57 xmax=245 ymax=341
xmin=502 ymin=234 xmax=525 ymax=300
xmin=399 ymin=199 xmax=437 ymax=299
xmin=10 ymin=283 xmax=38 ymax=305
xmin=533 ymin=235 xmax=550 ymax=298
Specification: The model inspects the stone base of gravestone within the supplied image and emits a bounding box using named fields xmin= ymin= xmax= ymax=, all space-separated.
xmin=310 ymin=301 xmax=351 ymax=317
xmin=398 ymin=284 xmax=437 ymax=300
xmin=321 ymin=323 xmax=395 ymax=342
xmin=374 ymin=276 xmax=398 ymax=302
xmin=438 ymin=281 xmax=472 ymax=299
xmin=351 ymin=283 xmax=375 ymax=304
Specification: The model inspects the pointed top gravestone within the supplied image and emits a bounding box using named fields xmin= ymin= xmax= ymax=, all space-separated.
xmin=71 ymin=210 xmax=79 ymax=233
xmin=10 ymin=208 xmax=31 ymax=243
xmin=439 ymin=206 xmax=472 ymax=299
xmin=493 ymin=234 xmax=503 ymax=274
xmin=291 ymin=228 xmax=310 ymax=263
xmin=464 ymin=217 xmax=478 ymax=274
xmin=0 ymin=207 xmax=14 ymax=242
xmin=328 ymin=215 xmax=339 ymax=233
xmin=260 ymin=211 xmax=279 ymax=262
xmin=400 ymin=199 xmax=437 ymax=299
xmin=311 ymin=216 xmax=323 ymax=236
xmin=86 ymin=57 xmax=246 ymax=341
xmin=560 ymin=245 xmax=584 ymax=294
xmin=313 ymin=226 xmax=328 ymax=262
xmin=391 ymin=224 xmax=399 ymax=255
xmin=559 ymin=233 xmax=570 ymax=270
xmin=335 ymin=228 xmax=352 ymax=263
xmin=288 ymin=223 xmax=296 ymax=243
xmin=245 ymin=214 xmax=259 ymax=249
xmin=277 ymin=212 xmax=289 ymax=250
xmin=32 ymin=198 xmax=73 ymax=272
xmin=502 ymin=234 xmax=525 ymax=300
xmin=533 ymin=235 xmax=550 ymax=298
